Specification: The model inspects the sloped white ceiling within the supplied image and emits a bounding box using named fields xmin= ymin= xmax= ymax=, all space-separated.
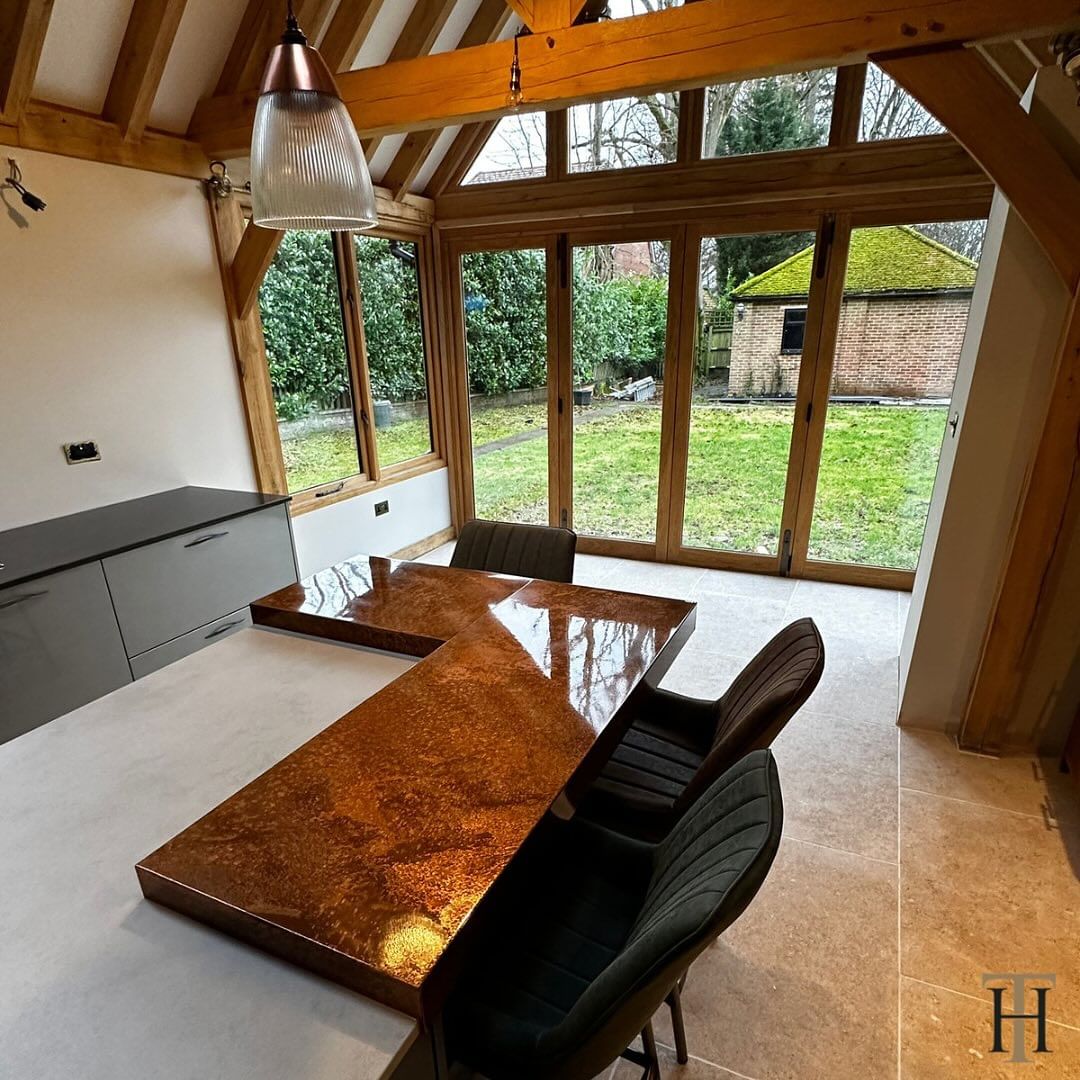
xmin=30 ymin=0 xmax=520 ymax=194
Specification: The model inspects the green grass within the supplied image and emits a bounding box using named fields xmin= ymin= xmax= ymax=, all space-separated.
xmin=281 ymin=415 xmax=433 ymax=491
xmin=283 ymin=400 xmax=947 ymax=570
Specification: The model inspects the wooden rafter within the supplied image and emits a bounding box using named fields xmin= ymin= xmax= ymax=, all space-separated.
xmin=427 ymin=119 xmax=499 ymax=196
xmin=363 ymin=0 xmax=459 ymax=163
xmin=380 ymin=0 xmax=512 ymax=201
xmin=0 ymin=0 xmax=54 ymax=126
xmin=320 ymin=0 xmax=389 ymax=73
xmin=505 ymin=0 xmax=588 ymax=31
xmin=975 ymin=41 xmax=1038 ymax=97
xmin=103 ymin=0 xmax=188 ymax=140
xmin=189 ymin=0 xmax=1080 ymax=158
xmin=879 ymin=45 xmax=1080 ymax=289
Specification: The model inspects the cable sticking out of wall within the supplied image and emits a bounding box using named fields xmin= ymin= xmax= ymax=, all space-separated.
xmin=4 ymin=159 xmax=47 ymax=213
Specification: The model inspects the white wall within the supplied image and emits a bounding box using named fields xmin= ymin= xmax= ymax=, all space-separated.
xmin=0 ymin=148 xmax=454 ymax=566
xmin=290 ymin=467 xmax=452 ymax=578
xmin=0 ymin=148 xmax=256 ymax=529
xmin=899 ymin=67 xmax=1080 ymax=742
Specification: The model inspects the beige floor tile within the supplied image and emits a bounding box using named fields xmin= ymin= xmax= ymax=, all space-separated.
xmin=655 ymin=837 xmax=898 ymax=1080
xmin=599 ymin=559 xmax=706 ymax=599
xmin=414 ymin=541 xmax=455 ymax=566
xmin=899 ymin=730 xmax=1079 ymax=826
xmin=693 ymin=568 xmax=797 ymax=604
xmin=810 ymin=644 xmax=899 ymax=728
xmin=572 ymin=554 xmax=624 ymax=588
xmin=612 ymin=1043 xmax=756 ymax=1079
xmin=901 ymin=977 xmax=1080 ymax=1077
xmin=772 ymin=711 xmax=899 ymax=862
xmin=900 ymin=788 xmax=1080 ymax=1021
xmin=785 ymin=579 xmax=900 ymax=661
xmin=687 ymin=593 xmax=793 ymax=662
xmin=658 ymin=647 xmax=745 ymax=701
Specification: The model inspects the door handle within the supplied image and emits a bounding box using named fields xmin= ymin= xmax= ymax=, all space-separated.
xmin=204 ymin=619 xmax=244 ymax=640
xmin=184 ymin=531 xmax=229 ymax=548
xmin=0 ymin=590 xmax=47 ymax=611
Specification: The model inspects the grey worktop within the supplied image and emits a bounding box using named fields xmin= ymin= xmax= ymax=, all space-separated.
xmin=0 ymin=628 xmax=418 ymax=1080
xmin=0 ymin=486 xmax=291 ymax=588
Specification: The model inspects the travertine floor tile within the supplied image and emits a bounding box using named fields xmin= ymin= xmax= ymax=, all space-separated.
xmin=773 ymin=711 xmax=899 ymax=861
xmin=694 ymin=567 xmax=797 ymax=604
xmin=899 ymin=729 xmax=1078 ymax=825
xmin=901 ymin=977 xmax=1080 ymax=1077
xmin=658 ymin=646 xmax=745 ymax=701
xmin=655 ymin=837 xmax=898 ymax=1080
xmin=900 ymin=788 xmax=1080 ymax=1021
xmin=785 ymin=579 xmax=900 ymax=659
xmin=809 ymin=644 xmax=899 ymax=728
xmin=612 ymin=1043 xmax=756 ymax=1079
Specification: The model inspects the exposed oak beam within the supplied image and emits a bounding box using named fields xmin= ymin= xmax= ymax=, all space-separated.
xmin=434 ymin=135 xmax=990 ymax=228
xmin=505 ymin=1 xmax=588 ymax=31
xmin=976 ymin=41 xmax=1037 ymax=97
xmin=320 ymin=0 xmax=389 ymax=73
xmin=189 ymin=0 xmax=1080 ymax=157
xmin=103 ymin=0 xmax=188 ymax=140
xmin=380 ymin=0 xmax=512 ymax=200
xmin=0 ymin=0 xmax=54 ymax=126
xmin=232 ymin=221 xmax=283 ymax=320
xmin=879 ymin=46 xmax=1080 ymax=288
xmin=1 ymin=100 xmax=207 ymax=177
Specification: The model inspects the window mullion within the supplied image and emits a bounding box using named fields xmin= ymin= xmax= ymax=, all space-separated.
xmin=334 ymin=232 xmax=381 ymax=483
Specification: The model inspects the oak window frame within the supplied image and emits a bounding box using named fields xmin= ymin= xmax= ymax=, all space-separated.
xmin=224 ymin=202 xmax=448 ymax=518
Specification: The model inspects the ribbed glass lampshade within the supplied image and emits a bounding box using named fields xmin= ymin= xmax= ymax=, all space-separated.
xmin=251 ymin=89 xmax=378 ymax=231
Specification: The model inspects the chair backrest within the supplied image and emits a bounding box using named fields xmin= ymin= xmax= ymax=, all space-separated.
xmin=535 ymin=750 xmax=782 ymax=1078
xmin=450 ymin=518 xmax=577 ymax=583
xmin=673 ymin=617 xmax=823 ymax=817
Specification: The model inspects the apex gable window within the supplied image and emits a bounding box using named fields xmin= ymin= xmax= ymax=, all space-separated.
xmin=256 ymin=224 xmax=440 ymax=506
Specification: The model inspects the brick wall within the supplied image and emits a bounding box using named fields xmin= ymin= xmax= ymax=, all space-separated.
xmin=728 ymin=293 xmax=971 ymax=397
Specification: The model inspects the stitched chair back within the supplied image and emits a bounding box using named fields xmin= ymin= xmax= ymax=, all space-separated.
xmin=673 ymin=618 xmax=823 ymax=817
xmin=450 ymin=518 xmax=577 ymax=583
xmin=533 ymin=750 xmax=783 ymax=1078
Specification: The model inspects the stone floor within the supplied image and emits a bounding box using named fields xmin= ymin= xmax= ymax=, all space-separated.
xmin=419 ymin=544 xmax=1080 ymax=1078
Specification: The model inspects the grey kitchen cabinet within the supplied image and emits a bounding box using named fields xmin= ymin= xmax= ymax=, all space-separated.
xmin=128 ymin=607 xmax=252 ymax=679
xmin=0 ymin=562 xmax=132 ymax=744
xmin=0 ymin=487 xmax=297 ymax=744
xmin=104 ymin=503 xmax=295 ymax=658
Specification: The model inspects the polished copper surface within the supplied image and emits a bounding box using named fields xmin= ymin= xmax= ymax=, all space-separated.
xmin=138 ymin=576 xmax=695 ymax=1020
xmin=259 ymin=41 xmax=340 ymax=96
xmin=251 ymin=556 xmax=527 ymax=656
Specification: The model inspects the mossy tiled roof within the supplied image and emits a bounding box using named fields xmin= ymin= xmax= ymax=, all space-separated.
xmin=732 ymin=225 xmax=978 ymax=300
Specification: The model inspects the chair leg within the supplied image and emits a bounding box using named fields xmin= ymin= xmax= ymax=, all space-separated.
xmin=666 ymin=981 xmax=689 ymax=1065
xmin=641 ymin=1020 xmax=661 ymax=1080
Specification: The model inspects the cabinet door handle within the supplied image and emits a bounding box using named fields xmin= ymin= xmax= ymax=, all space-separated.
xmin=0 ymin=590 xmax=48 ymax=611
xmin=204 ymin=619 xmax=244 ymax=640
xmin=184 ymin=530 xmax=229 ymax=548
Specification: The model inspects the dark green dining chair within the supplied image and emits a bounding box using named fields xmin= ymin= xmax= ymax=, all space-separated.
xmin=450 ymin=519 xmax=577 ymax=583
xmin=579 ymin=617 xmax=823 ymax=842
xmin=445 ymin=749 xmax=783 ymax=1080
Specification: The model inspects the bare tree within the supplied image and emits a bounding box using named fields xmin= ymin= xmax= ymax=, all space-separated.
xmin=860 ymin=64 xmax=945 ymax=140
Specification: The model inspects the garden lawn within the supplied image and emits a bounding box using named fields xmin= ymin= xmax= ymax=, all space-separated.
xmin=283 ymin=401 xmax=947 ymax=571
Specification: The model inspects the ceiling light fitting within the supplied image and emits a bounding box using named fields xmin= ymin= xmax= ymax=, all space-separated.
xmin=251 ymin=0 xmax=377 ymax=231
xmin=1052 ymin=32 xmax=1080 ymax=104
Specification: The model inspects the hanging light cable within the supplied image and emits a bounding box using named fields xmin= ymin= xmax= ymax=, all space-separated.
xmin=251 ymin=0 xmax=377 ymax=230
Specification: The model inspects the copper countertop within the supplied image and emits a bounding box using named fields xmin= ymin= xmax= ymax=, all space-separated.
xmin=138 ymin=562 xmax=696 ymax=1021
xmin=251 ymin=555 xmax=527 ymax=656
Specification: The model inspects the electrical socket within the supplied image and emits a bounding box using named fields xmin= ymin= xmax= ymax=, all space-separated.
xmin=374 ymin=500 xmax=389 ymax=517
xmin=64 ymin=441 xmax=100 ymax=464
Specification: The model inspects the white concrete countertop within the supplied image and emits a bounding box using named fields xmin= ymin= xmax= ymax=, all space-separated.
xmin=0 ymin=628 xmax=419 ymax=1080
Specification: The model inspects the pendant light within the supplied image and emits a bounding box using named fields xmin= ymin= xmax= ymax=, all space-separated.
xmin=251 ymin=1 xmax=377 ymax=231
